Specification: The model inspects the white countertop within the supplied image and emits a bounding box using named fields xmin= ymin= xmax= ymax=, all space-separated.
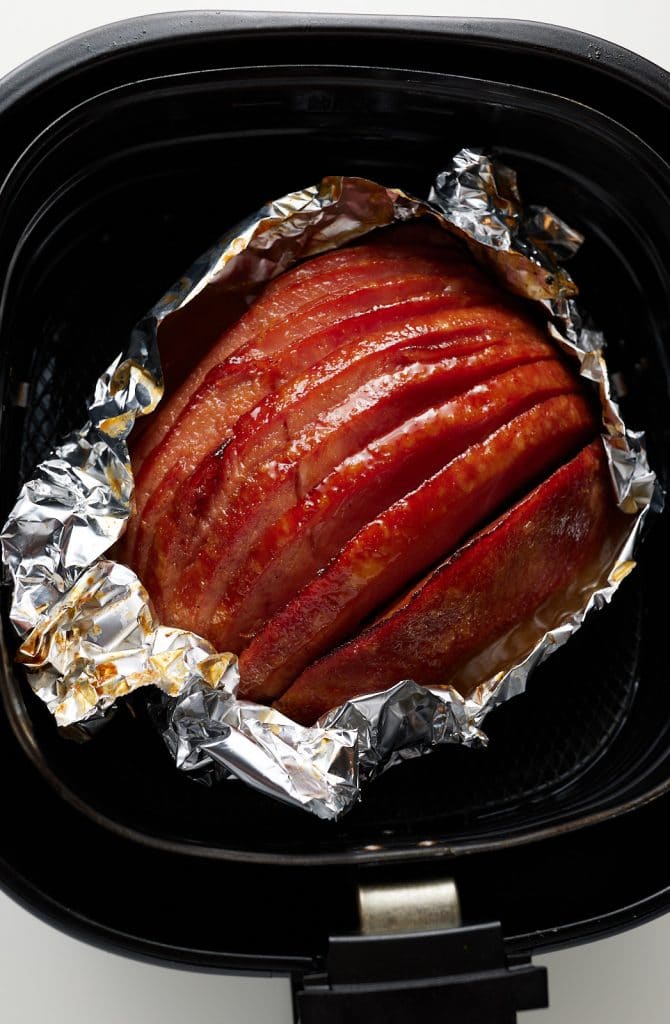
xmin=1 ymin=1 xmax=669 ymax=1021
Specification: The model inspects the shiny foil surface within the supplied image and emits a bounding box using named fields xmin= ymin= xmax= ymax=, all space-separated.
xmin=1 ymin=149 xmax=660 ymax=819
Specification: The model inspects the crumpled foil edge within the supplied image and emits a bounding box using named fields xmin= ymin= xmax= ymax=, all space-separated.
xmin=1 ymin=147 xmax=661 ymax=820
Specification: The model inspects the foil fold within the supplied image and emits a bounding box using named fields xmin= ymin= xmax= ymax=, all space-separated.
xmin=1 ymin=148 xmax=660 ymax=820
xmin=159 ymin=674 xmax=359 ymax=820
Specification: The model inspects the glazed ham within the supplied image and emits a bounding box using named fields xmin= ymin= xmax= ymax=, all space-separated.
xmin=122 ymin=221 xmax=620 ymax=724
xmin=275 ymin=441 xmax=621 ymax=724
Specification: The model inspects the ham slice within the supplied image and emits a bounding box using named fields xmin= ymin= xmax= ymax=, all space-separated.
xmin=127 ymin=241 xmax=502 ymax=571
xmin=204 ymin=363 xmax=586 ymax=651
xmin=133 ymin=228 xmax=465 ymax=466
xmin=151 ymin=356 xmax=576 ymax=637
xmin=273 ymin=441 xmax=620 ymax=724
xmin=239 ymin=395 xmax=598 ymax=704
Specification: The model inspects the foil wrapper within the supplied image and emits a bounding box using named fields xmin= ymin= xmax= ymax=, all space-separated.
xmin=1 ymin=148 xmax=661 ymax=820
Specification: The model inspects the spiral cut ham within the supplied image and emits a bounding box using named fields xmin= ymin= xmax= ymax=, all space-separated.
xmin=122 ymin=221 xmax=620 ymax=724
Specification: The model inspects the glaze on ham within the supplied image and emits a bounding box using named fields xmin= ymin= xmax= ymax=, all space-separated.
xmin=122 ymin=222 xmax=617 ymax=724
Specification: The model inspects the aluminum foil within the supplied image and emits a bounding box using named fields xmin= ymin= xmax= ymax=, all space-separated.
xmin=1 ymin=148 xmax=661 ymax=820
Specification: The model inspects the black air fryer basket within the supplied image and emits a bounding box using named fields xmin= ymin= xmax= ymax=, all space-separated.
xmin=1 ymin=14 xmax=670 ymax=1022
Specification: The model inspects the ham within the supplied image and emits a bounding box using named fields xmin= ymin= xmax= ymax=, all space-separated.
xmin=150 ymin=356 xmax=576 ymax=635
xmin=274 ymin=442 xmax=620 ymax=724
xmin=239 ymin=395 xmax=597 ymax=704
xmin=121 ymin=221 xmax=616 ymax=726
xmin=127 ymin=239 xmax=502 ymax=572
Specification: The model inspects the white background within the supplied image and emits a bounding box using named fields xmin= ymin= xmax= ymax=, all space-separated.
xmin=1 ymin=2 xmax=669 ymax=1022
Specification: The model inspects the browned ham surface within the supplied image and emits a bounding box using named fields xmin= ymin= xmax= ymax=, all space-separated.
xmin=122 ymin=222 xmax=617 ymax=724
xmin=274 ymin=442 xmax=621 ymax=724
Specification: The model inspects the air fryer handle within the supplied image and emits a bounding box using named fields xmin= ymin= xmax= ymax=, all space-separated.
xmin=294 ymin=922 xmax=548 ymax=1023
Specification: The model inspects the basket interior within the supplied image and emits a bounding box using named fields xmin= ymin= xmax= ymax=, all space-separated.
xmin=1 ymin=65 xmax=670 ymax=863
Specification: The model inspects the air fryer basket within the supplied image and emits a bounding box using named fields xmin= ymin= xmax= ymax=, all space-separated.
xmin=2 ymin=61 xmax=669 ymax=862
xmin=1 ymin=15 xmax=670 ymax=990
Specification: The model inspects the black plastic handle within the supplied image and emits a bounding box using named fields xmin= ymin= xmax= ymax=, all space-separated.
xmin=295 ymin=922 xmax=548 ymax=1023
